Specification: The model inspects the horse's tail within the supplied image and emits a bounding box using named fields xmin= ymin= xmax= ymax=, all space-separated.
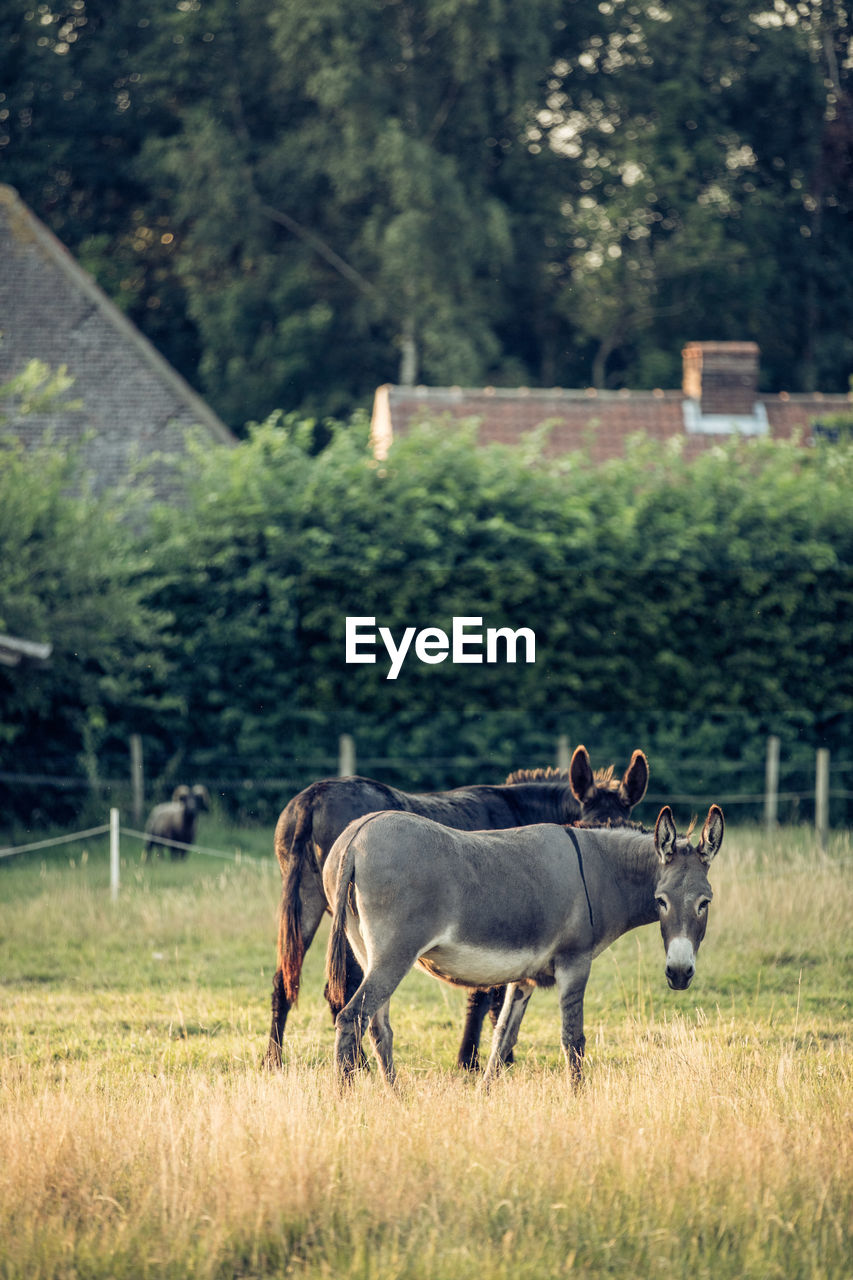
xmin=278 ymin=805 xmax=315 ymax=1006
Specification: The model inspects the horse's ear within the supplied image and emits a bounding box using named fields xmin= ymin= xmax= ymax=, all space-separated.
xmin=654 ymin=806 xmax=678 ymax=863
xmin=698 ymin=805 xmax=724 ymax=864
xmin=619 ymin=749 xmax=649 ymax=807
xmin=569 ymin=745 xmax=594 ymax=801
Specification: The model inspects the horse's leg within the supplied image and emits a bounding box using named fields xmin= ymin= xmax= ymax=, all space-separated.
xmin=457 ymin=986 xmax=513 ymax=1070
xmin=367 ymin=999 xmax=396 ymax=1086
xmin=456 ymin=989 xmax=491 ymax=1070
xmin=554 ymin=953 xmax=593 ymax=1087
xmin=481 ymin=982 xmax=534 ymax=1086
xmin=264 ymin=871 xmax=328 ymax=1069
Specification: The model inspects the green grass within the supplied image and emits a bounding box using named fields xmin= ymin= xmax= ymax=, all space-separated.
xmin=0 ymin=821 xmax=850 ymax=1278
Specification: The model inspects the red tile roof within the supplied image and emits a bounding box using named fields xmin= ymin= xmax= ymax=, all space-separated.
xmin=371 ymin=377 xmax=851 ymax=463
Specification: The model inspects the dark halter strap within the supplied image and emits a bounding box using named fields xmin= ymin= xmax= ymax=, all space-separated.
xmin=565 ymin=826 xmax=595 ymax=937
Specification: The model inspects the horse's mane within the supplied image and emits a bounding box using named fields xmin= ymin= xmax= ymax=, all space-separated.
xmin=505 ymin=766 xmax=570 ymax=785
xmin=505 ymin=765 xmax=618 ymax=787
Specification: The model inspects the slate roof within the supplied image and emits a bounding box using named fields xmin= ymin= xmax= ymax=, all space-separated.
xmin=371 ymin=345 xmax=851 ymax=464
xmin=0 ymin=185 xmax=235 ymax=502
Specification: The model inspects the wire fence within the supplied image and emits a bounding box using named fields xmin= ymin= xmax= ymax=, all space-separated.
xmin=1 ymin=811 xmax=850 ymax=899
xmin=0 ymin=824 xmax=111 ymax=860
xmin=2 ymin=735 xmax=852 ymax=850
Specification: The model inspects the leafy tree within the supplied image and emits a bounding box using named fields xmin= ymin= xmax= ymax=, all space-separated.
xmin=540 ymin=0 xmax=853 ymax=391
xmin=131 ymin=0 xmax=580 ymax=422
xmin=0 ymin=422 xmax=172 ymax=825
xmin=1 ymin=0 xmax=851 ymax=422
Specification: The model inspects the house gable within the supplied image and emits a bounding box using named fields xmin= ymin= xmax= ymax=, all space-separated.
xmin=0 ymin=185 xmax=235 ymax=502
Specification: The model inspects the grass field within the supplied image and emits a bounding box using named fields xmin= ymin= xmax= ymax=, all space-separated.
xmin=0 ymin=819 xmax=850 ymax=1279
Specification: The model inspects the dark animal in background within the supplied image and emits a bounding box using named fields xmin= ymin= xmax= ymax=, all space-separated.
xmin=143 ymin=784 xmax=210 ymax=859
xmin=324 ymin=804 xmax=724 ymax=1087
xmin=264 ymin=745 xmax=649 ymax=1069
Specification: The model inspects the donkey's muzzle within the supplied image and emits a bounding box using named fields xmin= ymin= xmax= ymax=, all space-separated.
xmin=665 ymin=938 xmax=696 ymax=990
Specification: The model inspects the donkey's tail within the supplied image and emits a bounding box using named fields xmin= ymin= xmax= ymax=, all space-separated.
xmin=324 ymin=812 xmax=385 ymax=1012
xmin=278 ymin=806 xmax=315 ymax=1006
xmin=325 ymin=835 xmax=358 ymax=1014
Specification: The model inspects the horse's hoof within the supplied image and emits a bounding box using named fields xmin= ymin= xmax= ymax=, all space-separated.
xmin=263 ymin=1045 xmax=283 ymax=1071
xmin=456 ymin=1049 xmax=481 ymax=1072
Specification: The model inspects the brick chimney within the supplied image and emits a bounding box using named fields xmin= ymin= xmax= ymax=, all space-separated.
xmin=682 ymin=342 xmax=760 ymax=415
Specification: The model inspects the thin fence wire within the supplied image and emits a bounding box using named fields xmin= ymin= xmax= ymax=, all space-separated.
xmin=645 ymin=789 xmax=853 ymax=805
xmin=120 ymin=826 xmax=269 ymax=865
xmin=0 ymin=824 xmax=111 ymax=860
xmin=0 ymin=821 xmax=265 ymax=865
xmin=4 ymin=761 xmax=853 ymax=794
xmin=1 ymin=817 xmax=850 ymax=876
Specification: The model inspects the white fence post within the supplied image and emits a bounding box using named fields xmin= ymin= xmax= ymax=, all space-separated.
xmin=556 ymin=735 xmax=571 ymax=771
xmin=110 ymin=808 xmax=120 ymax=900
xmin=764 ymin=735 xmax=780 ymax=831
xmin=815 ymin=749 xmax=830 ymax=850
xmin=339 ymin=734 xmax=356 ymax=777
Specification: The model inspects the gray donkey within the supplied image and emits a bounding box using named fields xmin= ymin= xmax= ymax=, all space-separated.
xmin=324 ymin=804 xmax=724 ymax=1086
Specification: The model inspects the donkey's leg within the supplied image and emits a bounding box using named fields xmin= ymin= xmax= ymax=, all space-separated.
xmin=481 ymin=983 xmax=534 ymax=1086
xmin=335 ymin=962 xmax=413 ymax=1086
xmin=488 ymin=985 xmax=514 ymax=1065
xmin=554 ymin=953 xmax=593 ymax=1087
xmin=367 ymin=1000 xmax=396 ymax=1086
xmin=265 ymin=872 xmax=329 ymax=1069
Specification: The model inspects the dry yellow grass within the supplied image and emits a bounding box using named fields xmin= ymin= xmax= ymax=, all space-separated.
xmin=0 ymin=1030 xmax=849 ymax=1279
xmin=0 ymin=823 xmax=849 ymax=1278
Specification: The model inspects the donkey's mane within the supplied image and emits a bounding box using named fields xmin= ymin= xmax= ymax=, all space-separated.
xmin=569 ymin=817 xmax=652 ymax=834
xmin=506 ymin=764 xmax=617 ymax=787
xmin=571 ymin=815 xmax=701 ymax=846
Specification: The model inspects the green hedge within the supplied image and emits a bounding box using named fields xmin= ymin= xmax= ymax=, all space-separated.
xmin=2 ymin=416 xmax=851 ymax=827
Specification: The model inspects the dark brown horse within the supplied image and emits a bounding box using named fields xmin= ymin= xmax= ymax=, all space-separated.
xmin=264 ymin=745 xmax=649 ymax=1068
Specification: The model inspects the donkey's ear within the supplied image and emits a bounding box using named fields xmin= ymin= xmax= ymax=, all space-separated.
xmin=619 ymin=749 xmax=649 ymax=807
xmin=569 ymin=745 xmax=595 ymax=801
xmin=654 ymin=806 xmax=678 ymax=863
xmin=698 ymin=805 xmax=724 ymax=864
xmin=192 ymin=784 xmax=211 ymax=811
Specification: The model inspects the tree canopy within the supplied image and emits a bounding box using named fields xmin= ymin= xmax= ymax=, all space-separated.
xmin=2 ymin=0 xmax=851 ymax=427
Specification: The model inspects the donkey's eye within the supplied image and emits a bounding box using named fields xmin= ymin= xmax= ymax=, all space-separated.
xmin=697 ymin=899 xmax=709 ymax=914
xmin=655 ymin=896 xmax=668 ymax=912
